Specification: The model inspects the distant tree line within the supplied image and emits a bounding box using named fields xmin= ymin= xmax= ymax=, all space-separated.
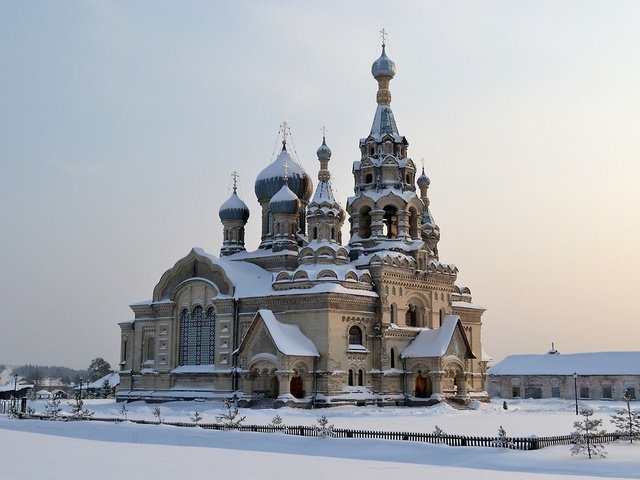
xmin=2 ymin=358 xmax=112 ymax=386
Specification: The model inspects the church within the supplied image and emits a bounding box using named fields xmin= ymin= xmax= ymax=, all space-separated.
xmin=117 ymin=38 xmax=490 ymax=407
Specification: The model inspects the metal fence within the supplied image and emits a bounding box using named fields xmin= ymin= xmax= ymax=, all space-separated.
xmin=20 ymin=414 xmax=626 ymax=451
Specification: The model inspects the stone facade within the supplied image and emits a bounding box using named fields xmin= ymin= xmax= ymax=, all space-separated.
xmin=488 ymin=351 xmax=640 ymax=401
xmin=117 ymin=41 xmax=490 ymax=407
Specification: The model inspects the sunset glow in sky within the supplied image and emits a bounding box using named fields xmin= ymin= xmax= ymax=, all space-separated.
xmin=1 ymin=1 xmax=639 ymax=368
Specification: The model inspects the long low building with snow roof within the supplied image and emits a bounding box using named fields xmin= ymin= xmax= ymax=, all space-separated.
xmin=488 ymin=350 xmax=640 ymax=401
xmin=116 ymin=38 xmax=490 ymax=407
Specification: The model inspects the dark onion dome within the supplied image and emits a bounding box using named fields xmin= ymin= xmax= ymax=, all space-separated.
xmin=417 ymin=168 xmax=431 ymax=188
xmin=371 ymin=44 xmax=396 ymax=79
xmin=219 ymin=191 xmax=250 ymax=222
xmin=255 ymin=145 xmax=313 ymax=203
xmin=316 ymin=137 xmax=332 ymax=159
xmin=269 ymin=183 xmax=301 ymax=213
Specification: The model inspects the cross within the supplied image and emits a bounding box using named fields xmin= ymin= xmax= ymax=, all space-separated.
xmin=380 ymin=28 xmax=388 ymax=47
xmin=280 ymin=120 xmax=289 ymax=144
xmin=231 ymin=170 xmax=239 ymax=193
xmin=421 ymin=157 xmax=425 ymax=173
xmin=321 ymin=125 xmax=328 ymax=138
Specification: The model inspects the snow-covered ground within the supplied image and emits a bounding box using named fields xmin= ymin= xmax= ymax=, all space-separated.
xmin=1 ymin=398 xmax=638 ymax=479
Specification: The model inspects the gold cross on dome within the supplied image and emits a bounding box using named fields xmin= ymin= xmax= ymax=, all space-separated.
xmin=321 ymin=125 xmax=328 ymax=138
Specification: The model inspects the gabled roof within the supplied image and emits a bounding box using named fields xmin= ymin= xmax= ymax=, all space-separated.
xmin=401 ymin=315 xmax=475 ymax=359
xmin=489 ymin=351 xmax=640 ymax=376
xmin=239 ymin=309 xmax=319 ymax=357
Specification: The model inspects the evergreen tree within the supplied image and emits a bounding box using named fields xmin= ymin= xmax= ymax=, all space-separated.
xmin=492 ymin=425 xmax=514 ymax=448
xmin=190 ymin=411 xmax=203 ymax=424
xmin=101 ymin=378 xmax=112 ymax=399
xmin=119 ymin=403 xmax=129 ymax=421
xmin=152 ymin=406 xmax=163 ymax=423
xmin=610 ymin=393 xmax=640 ymax=443
xmin=315 ymin=415 xmax=334 ymax=438
xmin=68 ymin=397 xmax=94 ymax=419
xmin=216 ymin=399 xmax=245 ymax=429
xmin=571 ymin=407 xmax=607 ymax=459
xmin=44 ymin=397 xmax=63 ymax=420
xmin=432 ymin=425 xmax=447 ymax=443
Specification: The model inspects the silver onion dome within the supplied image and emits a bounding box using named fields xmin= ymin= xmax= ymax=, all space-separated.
xmin=316 ymin=137 xmax=332 ymax=159
xmin=219 ymin=191 xmax=250 ymax=222
xmin=371 ymin=44 xmax=396 ymax=79
xmin=269 ymin=183 xmax=301 ymax=214
xmin=417 ymin=169 xmax=431 ymax=188
xmin=255 ymin=145 xmax=312 ymax=203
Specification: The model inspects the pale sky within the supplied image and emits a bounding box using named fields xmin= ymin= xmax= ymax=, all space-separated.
xmin=1 ymin=1 xmax=639 ymax=369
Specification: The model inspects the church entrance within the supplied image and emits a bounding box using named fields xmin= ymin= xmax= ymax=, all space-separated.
xmin=415 ymin=372 xmax=431 ymax=398
xmin=290 ymin=376 xmax=304 ymax=399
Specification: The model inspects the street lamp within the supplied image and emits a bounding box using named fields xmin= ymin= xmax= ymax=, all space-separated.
xmin=573 ymin=372 xmax=578 ymax=415
xmin=13 ymin=374 xmax=18 ymax=410
xmin=78 ymin=377 xmax=83 ymax=400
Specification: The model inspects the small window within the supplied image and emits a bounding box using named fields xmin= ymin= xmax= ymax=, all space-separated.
xmin=365 ymin=173 xmax=373 ymax=184
xmin=602 ymin=385 xmax=612 ymax=400
xmin=348 ymin=326 xmax=362 ymax=346
xmin=551 ymin=386 xmax=560 ymax=398
xmin=512 ymin=387 xmax=520 ymax=398
xmin=579 ymin=386 xmax=590 ymax=399
xmin=624 ymin=387 xmax=637 ymax=400
xmin=313 ymin=227 xmax=318 ymax=240
xmin=146 ymin=337 xmax=155 ymax=361
xmin=390 ymin=348 xmax=395 ymax=369
xmin=358 ymin=369 xmax=364 ymax=386
xmin=390 ymin=304 xmax=397 ymax=324
xmin=524 ymin=387 xmax=542 ymax=399
xmin=348 ymin=369 xmax=354 ymax=386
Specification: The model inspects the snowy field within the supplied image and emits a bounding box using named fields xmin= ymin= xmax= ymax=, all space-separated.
xmin=1 ymin=398 xmax=638 ymax=479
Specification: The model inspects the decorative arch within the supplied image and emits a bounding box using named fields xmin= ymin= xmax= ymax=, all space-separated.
xmin=153 ymin=248 xmax=233 ymax=301
xmin=348 ymin=325 xmax=363 ymax=346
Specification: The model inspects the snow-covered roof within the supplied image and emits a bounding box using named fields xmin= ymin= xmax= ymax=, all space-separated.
xmin=451 ymin=301 xmax=486 ymax=311
xmin=489 ymin=351 xmax=640 ymax=376
xmin=401 ymin=315 xmax=468 ymax=359
xmin=253 ymin=309 xmax=319 ymax=357
xmin=85 ymin=372 xmax=120 ymax=389
xmin=0 ymin=383 xmax=33 ymax=393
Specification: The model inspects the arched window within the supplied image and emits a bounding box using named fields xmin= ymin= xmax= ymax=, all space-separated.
xmin=439 ymin=308 xmax=446 ymax=327
xmin=179 ymin=306 xmax=216 ymax=366
xmin=390 ymin=347 xmax=396 ymax=369
xmin=406 ymin=304 xmax=417 ymax=327
xmin=359 ymin=207 xmax=372 ymax=238
xmin=365 ymin=173 xmax=373 ymax=184
xmin=390 ymin=304 xmax=397 ymax=324
xmin=348 ymin=326 xmax=363 ymax=346
xmin=408 ymin=207 xmax=419 ymax=238
xmin=330 ymin=227 xmax=335 ymax=240
xmin=146 ymin=337 xmax=155 ymax=361
xmin=348 ymin=369 xmax=354 ymax=386
xmin=313 ymin=226 xmax=318 ymax=240
xmin=358 ymin=369 xmax=364 ymax=386
xmin=383 ymin=206 xmax=398 ymax=238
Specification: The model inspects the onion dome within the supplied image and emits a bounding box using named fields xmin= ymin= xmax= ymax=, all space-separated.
xmin=371 ymin=44 xmax=396 ymax=80
xmin=219 ymin=190 xmax=250 ymax=222
xmin=255 ymin=143 xmax=313 ymax=203
xmin=417 ymin=167 xmax=431 ymax=188
xmin=270 ymin=183 xmax=301 ymax=214
xmin=316 ymin=137 xmax=332 ymax=159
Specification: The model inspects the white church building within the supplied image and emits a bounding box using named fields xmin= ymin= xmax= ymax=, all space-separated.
xmin=117 ymin=39 xmax=490 ymax=407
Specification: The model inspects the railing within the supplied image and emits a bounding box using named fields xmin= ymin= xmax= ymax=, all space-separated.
xmin=19 ymin=414 xmax=625 ymax=450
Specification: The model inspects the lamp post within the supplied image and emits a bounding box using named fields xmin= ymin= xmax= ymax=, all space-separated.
xmin=573 ymin=372 xmax=578 ymax=415
xmin=78 ymin=377 xmax=83 ymax=401
xmin=13 ymin=374 xmax=18 ymax=410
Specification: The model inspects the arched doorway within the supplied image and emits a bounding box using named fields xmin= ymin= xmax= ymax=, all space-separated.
xmin=415 ymin=371 xmax=432 ymax=398
xmin=290 ymin=376 xmax=304 ymax=399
